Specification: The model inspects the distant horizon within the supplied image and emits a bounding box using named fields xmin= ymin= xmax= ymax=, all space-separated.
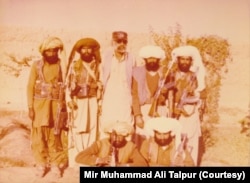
xmin=1 ymin=0 xmax=249 ymax=44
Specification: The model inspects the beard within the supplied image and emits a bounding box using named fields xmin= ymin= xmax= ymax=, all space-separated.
xmin=81 ymin=53 xmax=94 ymax=63
xmin=43 ymin=55 xmax=59 ymax=64
xmin=154 ymin=135 xmax=173 ymax=146
xmin=145 ymin=62 xmax=160 ymax=72
xmin=111 ymin=139 xmax=127 ymax=148
xmin=178 ymin=62 xmax=191 ymax=72
xmin=115 ymin=45 xmax=127 ymax=54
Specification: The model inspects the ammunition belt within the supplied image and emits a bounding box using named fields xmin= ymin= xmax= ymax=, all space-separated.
xmin=34 ymin=82 xmax=61 ymax=100
xmin=76 ymin=84 xmax=97 ymax=99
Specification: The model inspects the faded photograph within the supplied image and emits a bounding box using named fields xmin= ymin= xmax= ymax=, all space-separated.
xmin=0 ymin=0 xmax=249 ymax=182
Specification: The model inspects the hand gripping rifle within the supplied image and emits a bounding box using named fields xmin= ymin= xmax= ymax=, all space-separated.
xmin=148 ymin=60 xmax=175 ymax=117
xmin=109 ymin=130 xmax=119 ymax=167
xmin=172 ymin=133 xmax=188 ymax=166
xmin=174 ymin=68 xmax=199 ymax=120
xmin=54 ymin=82 xmax=68 ymax=152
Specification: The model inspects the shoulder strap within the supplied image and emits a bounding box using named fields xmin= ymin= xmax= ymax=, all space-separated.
xmin=36 ymin=60 xmax=45 ymax=81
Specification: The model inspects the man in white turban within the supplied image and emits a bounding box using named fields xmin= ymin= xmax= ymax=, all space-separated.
xmin=140 ymin=116 xmax=194 ymax=166
xmin=65 ymin=38 xmax=103 ymax=168
xmin=131 ymin=45 xmax=169 ymax=147
xmin=165 ymin=45 xmax=206 ymax=166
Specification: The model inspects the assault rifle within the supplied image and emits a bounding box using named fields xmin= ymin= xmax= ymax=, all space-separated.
xmin=172 ymin=133 xmax=188 ymax=166
xmin=174 ymin=68 xmax=199 ymax=120
xmin=198 ymin=99 xmax=206 ymax=122
xmin=54 ymin=82 xmax=68 ymax=152
xmin=148 ymin=60 xmax=175 ymax=117
xmin=110 ymin=130 xmax=119 ymax=167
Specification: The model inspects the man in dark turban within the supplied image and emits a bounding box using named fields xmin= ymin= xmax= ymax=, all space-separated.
xmin=65 ymin=38 xmax=103 ymax=168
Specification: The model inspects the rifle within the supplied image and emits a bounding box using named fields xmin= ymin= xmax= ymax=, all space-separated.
xmin=148 ymin=60 xmax=175 ymax=117
xmin=67 ymin=109 xmax=75 ymax=149
xmin=172 ymin=133 xmax=188 ymax=166
xmin=174 ymin=68 xmax=199 ymax=120
xmin=198 ymin=99 xmax=206 ymax=122
xmin=167 ymin=90 xmax=175 ymax=118
xmin=54 ymin=82 xmax=68 ymax=152
xmin=109 ymin=130 xmax=119 ymax=167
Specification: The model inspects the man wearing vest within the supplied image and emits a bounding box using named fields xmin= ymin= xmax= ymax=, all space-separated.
xmin=140 ymin=117 xmax=194 ymax=166
xmin=166 ymin=45 xmax=206 ymax=166
xmin=65 ymin=38 xmax=102 ymax=168
xmin=75 ymin=121 xmax=148 ymax=166
xmin=27 ymin=37 xmax=68 ymax=178
xmin=131 ymin=45 xmax=167 ymax=147
xmin=99 ymin=31 xmax=143 ymax=138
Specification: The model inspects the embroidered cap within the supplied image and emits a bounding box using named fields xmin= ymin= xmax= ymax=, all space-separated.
xmin=112 ymin=31 xmax=128 ymax=40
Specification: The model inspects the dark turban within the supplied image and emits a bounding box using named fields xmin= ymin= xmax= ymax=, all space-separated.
xmin=67 ymin=38 xmax=101 ymax=76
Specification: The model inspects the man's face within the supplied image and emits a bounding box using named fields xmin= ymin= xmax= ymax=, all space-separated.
xmin=154 ymin=131 xmax=173 ymax=146
xmin=177 ymin=56 xmax=192 ymax=72
xmin=145 ymin=57 xmax=160 ymax=72
xmin=110 ymin=133 xmax=127 ymax=148
xmin=112 ymin=39 xmax=128 ymax=54
xmin=43 ymin=48 xmax=59 ymax=64
xmin=80 ymin=46 xmax=94 ymax=63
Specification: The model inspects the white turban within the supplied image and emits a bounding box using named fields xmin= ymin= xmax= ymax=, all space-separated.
xmin=39 ymin=37 xmax=64 ymax=53
xmin=171 ymin=45 xmax=206 ymax=91
xmin=145 ymin=116 xmax=182 ymax=146
xmin=39 ymin=36 xmax=67 ymax=81
xmin=103 ymin=121 xmax=134 ymax=136
xmin=139 ymin=45 xmax=165 ymax=60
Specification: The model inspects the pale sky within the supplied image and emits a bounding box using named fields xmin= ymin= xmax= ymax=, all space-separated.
xmin=0 ymin=0 xmax=249 ymax=43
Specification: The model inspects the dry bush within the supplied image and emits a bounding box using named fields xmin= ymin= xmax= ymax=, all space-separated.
xmin=0 ymin=111 xmax=33 ymax=168
xmin=149 ymin=24 xmax=233 ymax=147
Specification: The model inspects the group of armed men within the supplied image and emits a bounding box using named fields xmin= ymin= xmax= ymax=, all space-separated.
xmin=27 ymin=31 xmax=207 ymax=178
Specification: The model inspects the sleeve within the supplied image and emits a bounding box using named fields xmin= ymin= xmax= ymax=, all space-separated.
xmin=127 ymin=145 xmax=148 ymax=167
xmin=139 ymin=140 xmax=149 ymax=161
xmin=75 ymin=141 xmax=101 ymax=166
xmin=27 ymin=62 xmax=37 ymax=108
xmin=131 ymin=76 xmax=142 ymax=116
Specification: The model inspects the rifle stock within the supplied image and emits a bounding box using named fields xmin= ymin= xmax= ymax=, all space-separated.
xmin=148 ymin=98 xmax=160 ymax=117
xmin=174 ymin=68 xmax=199 ymax=120
xmin=167 ymin=90 xmax=175 ymax=118
xmin=54 ymin=83 xmax=67 ymax=152
xmin=110 ymin=130 xmax=118 ymax=167
xmin=172 ymin=133 xmax=188 ymax=166
xmin=148 ymin=61 xmax=175 ymax=117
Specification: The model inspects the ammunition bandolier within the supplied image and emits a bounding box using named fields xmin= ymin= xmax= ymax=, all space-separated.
xmin=68 ymin=59 xmax=99 ymax=99
xmin=34 ymin=60 xmax=64 ymax=100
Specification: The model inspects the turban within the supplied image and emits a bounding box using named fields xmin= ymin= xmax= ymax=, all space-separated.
xmin=67 ymin=38 xmax=101 ymax=76
xmin=112 ymin=31 xmax=128 ymax=40
xmin=73 ymin=38 xmax=100 ymax=53
xmin=139 ymin=45 xmax=165 ymax=60
xmin=145 ymin=117 xmax=182 ymax=146
xmin=171 ymin=45 xmax=206 ymax=91
xmin=103 ymin=121 xmax=134 ymax=136
xmin=39 ymin=36 xmax=67 ymax=81
xmin=39 ymin=37 xmax=64 ymax=54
